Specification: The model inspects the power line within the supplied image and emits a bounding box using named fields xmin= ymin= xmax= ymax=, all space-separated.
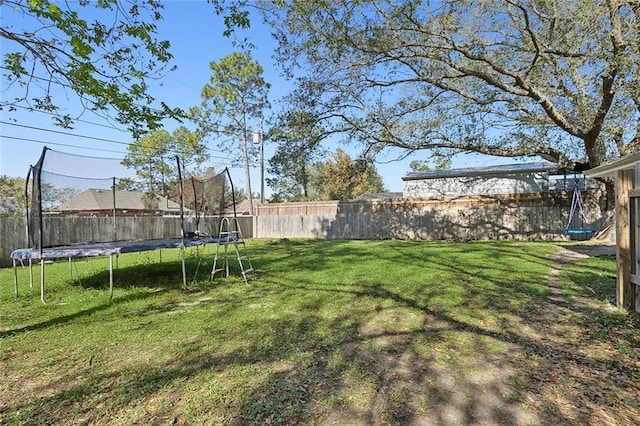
xmin=3 ymin=101 xmax=244 ymax=161
xmin=1 ymin=135 xmax=128 ymax=155
xmin=1 ymin=121 xmax=131 ymax=145
xmin=0 ymin=66 xmax=174 ymax=118
xmin=2 ymin=134 xmax=237 ymax=162
xmin=2 ymin=110 xmax=233 ymax=156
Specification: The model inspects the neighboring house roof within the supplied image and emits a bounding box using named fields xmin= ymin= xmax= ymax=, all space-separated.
xmin=229 ymin=198 xmax=263 ymax=215
xmin=355 ymin=192 xmax=403 ymax=200
xmin=586 ymin=152 xmax=640 ymax=178
xmin=54 ymin=188 xmax=182 ymax=212
xmin=402 ymin=162 xmax=562 ymax=181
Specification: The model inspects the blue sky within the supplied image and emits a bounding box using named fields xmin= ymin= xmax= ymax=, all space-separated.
xmin=1 ymin=1 xmax=512 ymax=195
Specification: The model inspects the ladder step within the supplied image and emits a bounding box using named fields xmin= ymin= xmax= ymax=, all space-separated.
xmin=213 ymin=216 xmax=253 ymax=281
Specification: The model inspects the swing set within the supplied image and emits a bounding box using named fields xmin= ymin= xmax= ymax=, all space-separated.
xmin=562 ymin=175 xmax=596 ymax=235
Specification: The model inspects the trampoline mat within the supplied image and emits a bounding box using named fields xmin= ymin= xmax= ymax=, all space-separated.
xmin=10 ymin=236 xmax=233 ymax=260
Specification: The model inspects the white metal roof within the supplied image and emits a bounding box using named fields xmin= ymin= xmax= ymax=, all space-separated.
xmin=402 ymin=162 xmax=561 ymax=181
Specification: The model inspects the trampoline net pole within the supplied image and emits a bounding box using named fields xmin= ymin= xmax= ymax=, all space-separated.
xmin=109 ymin=254 xmax=114 ymax=299
xmin=34 ymin=148 xmax=47 ymax=257
xmin=35 ymin=147 xmax=47 ymax=304
xmin=40 ymin=258 xmax=45 ymax=304
xmin=112 ymin=177 xmax=117 ymax=241
xmin=23 ymin=166 xmax=32 ymax=252
xmin=177 ymin=156 xmax=187 ymax=289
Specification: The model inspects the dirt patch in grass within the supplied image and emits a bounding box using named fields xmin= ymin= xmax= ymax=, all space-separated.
xmin=505 ymin=243 xmax=639 ymax=426
xmin=314 ymin=243 xmax=638 ymax=425
xmin=1 ymin=241 xmax=638 ymax=425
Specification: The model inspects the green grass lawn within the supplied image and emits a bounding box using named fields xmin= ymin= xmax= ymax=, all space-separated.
xmin=1 ymin=239 xmax=638 ymax=425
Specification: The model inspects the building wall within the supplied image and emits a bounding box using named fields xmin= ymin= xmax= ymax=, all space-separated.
xmin=403 ymin=172 xmax=550 ymax=197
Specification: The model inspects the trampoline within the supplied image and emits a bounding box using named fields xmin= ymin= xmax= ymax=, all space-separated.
xmin=11 ymin=236 xmax=236 ymax=260
xmin=11 ymin=236 xmax=235 ymax=301
xmin=11 ymin=146 xmax=244 ymax=303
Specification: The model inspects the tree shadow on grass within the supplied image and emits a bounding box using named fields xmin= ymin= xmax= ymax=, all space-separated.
xmin=0 ymin=289 xmax=156 ymax=339
xmin=67 ymin=250 xmax=245 ymax=292
xmin=2 ymin=275 xmax=630 ymax=424
xmin=2 ymin=241 xmax=638 ymax=425
xmin=264 ymin=277 xmax=639 ymax=424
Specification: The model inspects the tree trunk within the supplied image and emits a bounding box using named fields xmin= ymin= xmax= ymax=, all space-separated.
xmin=603 ymin=177 xmax=616 ymax=211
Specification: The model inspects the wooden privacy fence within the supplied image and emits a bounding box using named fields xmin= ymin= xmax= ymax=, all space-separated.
xmin=1 ymin=192 xmax=603 ymax=267
xmin=1 ymin=217 xmax=25 ymax=268
xmin=0 ymin=216 xmax=253 ymax=268
xmin=255 ymin=192 xmax=604 ymax=241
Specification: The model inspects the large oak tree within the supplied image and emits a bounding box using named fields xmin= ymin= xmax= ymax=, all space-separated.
xmin=267 ymin=0 xmax=640 ymax=184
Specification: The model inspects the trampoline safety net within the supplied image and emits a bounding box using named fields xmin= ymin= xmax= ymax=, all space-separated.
xmin=25 ymin=146 xmax=235 ymax=252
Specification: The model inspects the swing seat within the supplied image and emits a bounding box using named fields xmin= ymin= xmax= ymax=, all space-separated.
xmin=562 ymin=177 xmax=595 ymax=237
xmin=562 ymin=227 xmax=596 ymax=235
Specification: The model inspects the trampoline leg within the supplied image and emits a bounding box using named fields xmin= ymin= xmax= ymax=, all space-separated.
xmin=40 ymin=258 xmax=46 ymax=305
xmin=13 ymin=258 xmax=18 ymax=298
xmin=109 ymin=254 xmax=114 ymax=300
xmin=180 ymin=246 xmax=187 ymax=289
xmin=29 ymin=258 xmax=33 ymax=289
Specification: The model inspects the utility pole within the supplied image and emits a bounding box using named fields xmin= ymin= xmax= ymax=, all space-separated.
xmin=252 ymin=116 xmax=265 ymax=205
xmin=259 ymin=116 xmax=265 ymax=205
xmin=242 ymin=110 xmax=254 ymax=217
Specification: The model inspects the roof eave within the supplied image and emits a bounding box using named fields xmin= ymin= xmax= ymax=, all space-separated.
xmin=586 ymin=152 xmax=640 ymax=178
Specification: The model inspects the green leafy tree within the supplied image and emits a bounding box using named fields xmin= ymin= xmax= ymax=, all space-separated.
xmin=410 ymin=158 xmax=452 ymax=172
xmin=232 ymin=187 xmax=248 ymax=204
xmin=1 ymin=0 xmax=182 ymax=136
xmin=267 ymin=0 xmax=640 ymax=200
xmin=114 ymin=177 xmax=144 ymax=192
xmin=192 ymin=52 xmax=270 ymax=215
xmin=40 ymin=183 xmax=80 ymax=211
xmin=140 ymin=191 xmax=161 ymax=211
xmin=1 ymin=1 xmax=254 ymax=135
xmin=318 ymin=149 xmax=385 ymax=200
xmin=122 ymin=127 xmax=208 ymax=196
xmin=304 ymin=162 xmax=327 ymax=202
xmin=0 ymin=175 xmax=25 ymax=216
xmin=267 ymin=111 xmax=325 ymax=201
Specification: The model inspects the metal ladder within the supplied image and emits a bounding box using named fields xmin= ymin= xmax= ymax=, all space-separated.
xmin=211 ymin=217 xmax=253 ymax=284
